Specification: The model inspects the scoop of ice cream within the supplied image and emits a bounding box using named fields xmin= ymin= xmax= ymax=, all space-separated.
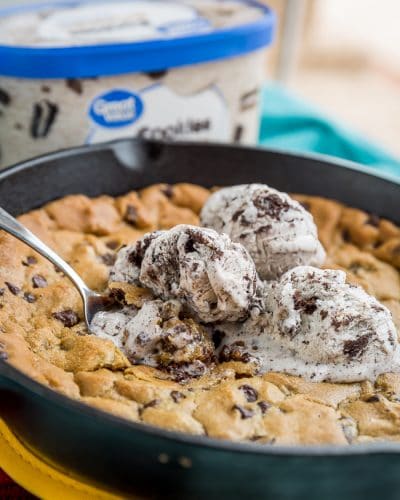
xmin=217 ymin=266 xmax=399 ymax=382
xmin=200 ymin=184 xmax=326 ymax=280
xmin=91 ymin=299 xmax=214 ymax=377
xmin=109 ymin=225 xmax=259 ymax=322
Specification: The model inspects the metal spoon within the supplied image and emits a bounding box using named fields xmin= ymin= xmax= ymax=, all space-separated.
xmin=0 ymin=206 xmax=112 ymax=331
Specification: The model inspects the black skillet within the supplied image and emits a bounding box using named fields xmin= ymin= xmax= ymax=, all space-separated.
xmin=1 ymin=139 xmax=400 ymax=500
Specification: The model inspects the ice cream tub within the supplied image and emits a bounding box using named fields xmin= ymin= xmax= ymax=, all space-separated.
xmin=0 ymin=0 xmax=275 ymax=168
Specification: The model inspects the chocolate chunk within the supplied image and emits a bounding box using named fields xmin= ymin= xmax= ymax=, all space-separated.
xmin=343 ymin=334 xmax=370 ymax=359
xmin=233 ymin=125 xmax=243 ymax=143
xmin=162 ymin=185 xmax=174 ymax=199
xmin=365 ymin=395 xmax=380 ymax=403
xmin=106 ymin=240 xmax=120 ymax=250
xmin=146 ymin=70 xmax=168 ymax=79
xmin=365 ymin=214 xmax=380 ymax=227
xmin=293 ymin=291 xmax=318 ymax=315
xmin=257 ymin=401 xmax=271 ymax=414
xmin=143 ymin=399 xmax=160 ymax=409
xmin=52 ymin=310 xmax=80 ymax=327
xmin=101 ymin=253 xmax=117 ymax=266
xmin=0 ymin=88 xmax=11 ymax=106
xmin=5 ymin=282 xmax=20 ymax=296
xmin=239 ymin=384 xmax=258 ymax=402
xmin=0 ymin=351 xmax=8 ymax=361
xmin=32 ymin=274 xmax=47 ymax=288
xmin=124 ymin=205 xmax=138 ymax=225
xmin=22 ymin=256 xmax=38 ymax=267
xmin=23 ymin=292 xmax=36 ymax=304
xmin=232 ymin=404 xmax=254 ymax=419
xmin=212 ymin=329 xmax=225 ymax=349
xmin=30 ymin=100 xmax=59 ymax=138
xmin=66 ymin=78 xmax=83 ymax=95
xmin=170 ymin=391 xmax=186 ymax=403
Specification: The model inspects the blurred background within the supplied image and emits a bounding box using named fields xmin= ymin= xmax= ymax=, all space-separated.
xmin=1 ymin=0 xmax=399 ymax=157
xmin=265 ymin=0 xmax=400 ymax=157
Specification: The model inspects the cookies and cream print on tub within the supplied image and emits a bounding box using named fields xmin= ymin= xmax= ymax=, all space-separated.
xmin=0 ymin=0 xmax=275 ymax=167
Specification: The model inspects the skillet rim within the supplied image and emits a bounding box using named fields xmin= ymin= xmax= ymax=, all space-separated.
xmin=1 ymin=138 xmax=400 ymax=458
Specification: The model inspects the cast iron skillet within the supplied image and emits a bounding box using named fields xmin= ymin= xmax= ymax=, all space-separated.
xmin=1 ymin=139 xmax=400 ymax=500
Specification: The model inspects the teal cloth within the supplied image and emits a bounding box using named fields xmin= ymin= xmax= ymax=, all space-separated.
xmin=259 ymin=84 xmax=400 ymax=177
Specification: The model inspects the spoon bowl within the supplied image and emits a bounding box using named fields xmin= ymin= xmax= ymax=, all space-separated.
xmin=0 ymin=206 xmax=111 ymax=332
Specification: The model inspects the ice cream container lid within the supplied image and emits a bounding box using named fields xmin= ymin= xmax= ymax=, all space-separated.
xmin=0 ymin=0 xmax=276 ymax=79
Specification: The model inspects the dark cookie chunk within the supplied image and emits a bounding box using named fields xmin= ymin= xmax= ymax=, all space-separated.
xmin=253 ymin=193 xmax=290 ymax=220
xmin=66 ymin=79 xmax=83 ymax=95
xmin=293 ymin=291 xmax=318 ymax=315
xmin=0 ymin=88 xmax=11 ymax=106
xmin=232 ymin=404 xmax=254 ymax=419
xmin=129 ymin=233 xmax=160 ymax=268
xmin=52 ymin=310 xmax=80 ymax=327
xmin=239 ymin=384 xmax=258 ymax=402
xmin=343 ymin=334 xmax=370 ymax=359
xmin=32 ymin=274 xmax=47 ymax=288
xmin=30 ymin=100 xmax=59 ymax=138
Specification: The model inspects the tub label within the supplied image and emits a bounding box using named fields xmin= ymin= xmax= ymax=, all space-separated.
xmin=87 ymin=84 xmax=229 ymax=143
xmin=89 ymin=90 xmax=144 ymax=128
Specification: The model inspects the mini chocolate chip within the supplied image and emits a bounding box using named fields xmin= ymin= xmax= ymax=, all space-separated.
xmin=162 ymin=185 xmax=174 ymax=199
xmin=212 ymin=330 xmax=225 ymax=349
xmin=0 ymin=88 xmax=11 ymax=106
xmin=5 ymin=282 xmax=20 ymax=296
xmin=232 ymin=404 xmax=254 ymax=419
xmin=143 ymin=399 xmax=160 ymax=409
xmin=0 ymin=351 xmax=8 ymax=361
xmin=106 ymin=240 xmax=120 ymax=250
xmin=66 ymin=78 xmax=83 ymax=95
xmin=32 ymin=274 xmax=47 ymax=288
xmin=101 ymin=253 xmax=117 ymax=266
xmin=171 ymin=391 xmax=186 ymax=403
xmin=52 ymin=310 xmax=79 ymax=327
xmin=342 ymin=229 xmax=351 ymax=242
xmin=146 ymin=69 xmax=168 ymax=79
xmin=22 ymin=256 xmax=37 ymax=266
xmin=257 ymin=401 xmax=271 ymax=414
xmin=365 ymin=395 xmax=380 ymax=403
xmin=239 ymin=384 xmax=258 ymax=403
xmin=23 ymin=292 xmax=36 ymax=304
xmin=343 ymin=334 xmax=370 ymax=359
xmin=365 ymin=214 xmax=380 ymax=227
xmin=124 ymin=205 xmax=138 ymax=225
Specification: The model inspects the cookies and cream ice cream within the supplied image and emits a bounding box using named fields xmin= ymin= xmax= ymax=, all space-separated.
xmin=201 ymin=184 xmax=326 ymax=280
xmin=0 ymin=1 xmax=275 ymax=168
xmin=218 ymin=266 xmax=400 ymax=382
xmin=91 ymin=299 xmax=214 ymax=376
xmin=110 ymin=225 xmax=259 ymax=322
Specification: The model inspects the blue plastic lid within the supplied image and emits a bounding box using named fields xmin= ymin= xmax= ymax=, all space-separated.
xmin=0 ymin=0 xmax=276 ymax=79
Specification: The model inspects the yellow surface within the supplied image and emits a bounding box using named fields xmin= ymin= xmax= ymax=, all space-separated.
xmin=0 ymin=419 xmax=122 ymax=499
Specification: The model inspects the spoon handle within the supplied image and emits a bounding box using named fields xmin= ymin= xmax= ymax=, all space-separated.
xmin=0 ymin=206 xmax=90 ymax=300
